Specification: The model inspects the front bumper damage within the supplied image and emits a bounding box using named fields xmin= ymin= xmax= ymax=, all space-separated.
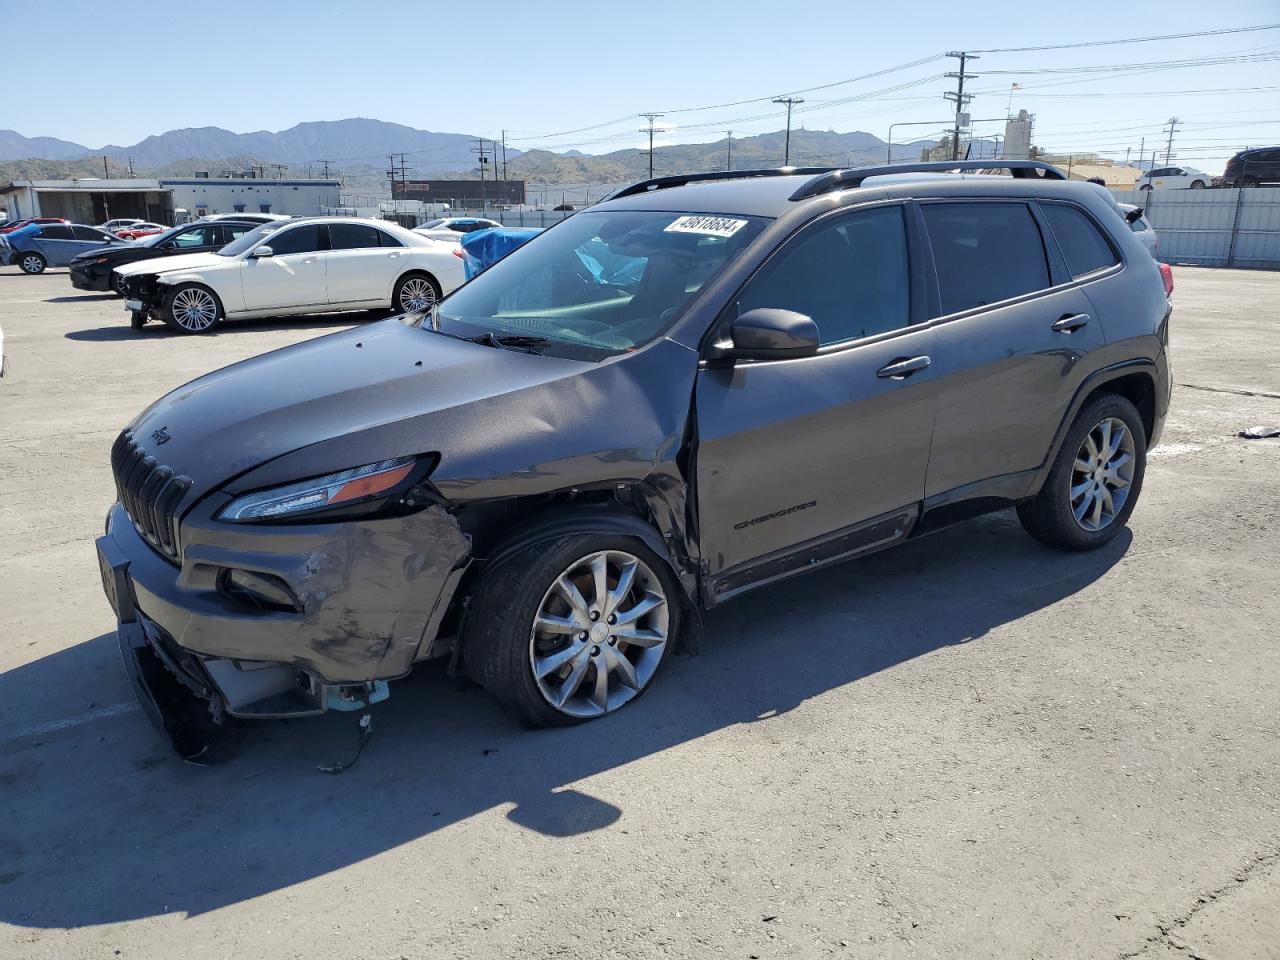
xmin=97 ymin=499 xmax=472 ymax=757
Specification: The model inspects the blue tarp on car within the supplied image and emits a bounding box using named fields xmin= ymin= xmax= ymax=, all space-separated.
xmin=460 ymin=227 xmax=541 ymax=279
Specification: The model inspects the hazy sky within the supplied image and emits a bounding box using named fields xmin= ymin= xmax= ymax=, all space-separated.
xmin=11 ymin=0 xmax=1280 ymax=172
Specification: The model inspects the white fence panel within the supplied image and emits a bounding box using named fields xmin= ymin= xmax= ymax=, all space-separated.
xmin=1113 ymin=187 xmax=1280 ymax=269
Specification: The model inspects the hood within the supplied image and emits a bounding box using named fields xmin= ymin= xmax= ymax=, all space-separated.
xmin=115 ymin=251 xmax=224 ymax=278
xmin=125 ymin=318 xmax=590 ymax=502
xmin=70 ymin=243 xmax=134 ymax=264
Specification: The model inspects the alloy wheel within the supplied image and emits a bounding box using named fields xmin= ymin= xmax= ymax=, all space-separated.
xmin=399 ymin=277 xmax=437 ymax=312
xmin=171 ymin=287 xmax=218 ymax=331
xmin=1070 ymin=417 xmax=1135 ymax=532
xmin=114 ymin=273 xmax=129 ymax=295
xmin=20 ymin=254 xmax=44 ymax=274
xmin=529 ymin=550 xmax=669 ymax=718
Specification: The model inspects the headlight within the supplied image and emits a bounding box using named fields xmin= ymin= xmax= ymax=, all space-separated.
xmin=220 ymin=457 xmax=417 ymax=522
xmin=90 ymin=256 xmax=110 ymax=265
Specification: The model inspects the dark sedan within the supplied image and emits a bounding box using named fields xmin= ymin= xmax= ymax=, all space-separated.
xmin=69 ymin=220 xmax=258 ymax=294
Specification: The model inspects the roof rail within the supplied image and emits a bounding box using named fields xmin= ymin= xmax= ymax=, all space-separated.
xmin=603 ymin=166 xmax=841 ymax=202
xmin=788 ymin=160 xmax=1068 ymax=201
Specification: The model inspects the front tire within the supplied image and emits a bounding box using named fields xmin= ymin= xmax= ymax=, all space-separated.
xmin=1139 ymin=184 xmax=1153 ymax=192
xmin=1190 ymin=179 xmax=1206 ymax=189
xmin=163 ymin=282 xmax=223 ymax=334
xmin=392 ymin=271 xmax=441 ymax=314
xmin=18 ymin=252 xmax=46 ymax=275
xmin=1017 ymin=393 xmax=1146 ymax=551
xmin=463 ymin=534 xmax=681 ymax=727
xmin=113 ymin=272 xmax=129 ymax=297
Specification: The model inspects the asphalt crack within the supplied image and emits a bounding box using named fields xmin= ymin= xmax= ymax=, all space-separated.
xmin=1118 ymin=848 xmax=1280 ymax=958
xmin=1177 ymin=383 xmax=1280 ymax=401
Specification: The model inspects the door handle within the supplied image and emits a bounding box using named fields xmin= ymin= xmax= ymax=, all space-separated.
xmin=388 ymin=252 xmax=401 ymax=258
xmin=303 ymin=255 xmax=319 ymax=263
xmin=1051 ymin=313 xmax=1090 ymax=333
xmin=876 ymin=355 xmax=932 ymax=379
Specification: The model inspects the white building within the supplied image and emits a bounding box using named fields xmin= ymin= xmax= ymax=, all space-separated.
xmin=0 ymin=175 xmax=341 ymax=224
xmin=164 ymin=177 xmax=340 ymax=220
xmin=1004 ymin=110 xmax=1034 ymax=161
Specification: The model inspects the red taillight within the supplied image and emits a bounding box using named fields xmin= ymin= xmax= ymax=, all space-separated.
xmin=1158 ymin=262 xmax=1174 ymax=296
xmin=451 ymin=247 xmax=463 ymax=259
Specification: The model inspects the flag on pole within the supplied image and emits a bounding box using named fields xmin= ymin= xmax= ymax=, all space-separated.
xmin=1011 ymin=82 xmax=1022 ymax=90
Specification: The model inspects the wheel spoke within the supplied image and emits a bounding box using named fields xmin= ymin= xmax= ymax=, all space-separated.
xmin=1107 ymin=450 xmax=1133 ymax=472
xmin=1084 ymin=432 xmax=1100 ymax=461
xmin=1073 ymin=457 xmax=1093 ymax=473
xmin=1107 ymin=473 xmax=1131 ymax=489
xmin=613 ymin=593 xmax=663 ymax=626
xmin=588 ymin=659 xmax=610 ymax=712
xmin=1098 ymin=421 xmax=1112 ymax=460
xmin=609 ymin=647 xmax=640 ymax=690
xmin=1089 ymin=490 xmax=1105 ymax=528
xmin=1070 ymin=478 xmax=1093 ymax=500
xmin=590 ymin=554 xmax=609 ymax=614
xmin=605 ymin=559 xmax=638 ymax=616
xmin=534 ymin=613 xmax=579 ymax=635
xmin=1100 ymin=486 xmax=1115 ymax=518
xmin=554 ymin=654 xmax=591 ymax=707
xmin=1105 ymin=422 xmax=1125 ymax=459
xmin=1073 ymin=490 xmax=1095 ymax=523
xmin=555 ymin=575 xmax=592 ymax=623
xmin=612 ymin=625 xmax=665 ymax=647
xmin=535 ymin=643 xmax=585 ymax=679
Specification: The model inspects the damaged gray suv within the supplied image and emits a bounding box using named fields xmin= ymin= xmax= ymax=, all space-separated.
xmin=97 ymin=160 xmax=1172 ymax=751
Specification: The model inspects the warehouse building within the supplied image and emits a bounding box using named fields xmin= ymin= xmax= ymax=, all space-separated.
xmin=1 ymin=175 xmax=341 ymax=224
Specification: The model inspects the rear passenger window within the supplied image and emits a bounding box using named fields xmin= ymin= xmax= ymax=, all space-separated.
xmin=267 ymin=224 xmax=325 ymax=255
xmin=921 ymin=202 xmax=1050 ymax=315
xmin=1041 ymin=204 xmax=1119 ymax=278
xmin=734 ymin=205 xmax=910 ymax=346
xmin=40 ymin=225 xmax=74 ymax=240
xmin=329 ymin=222 xmax=384 ymax=250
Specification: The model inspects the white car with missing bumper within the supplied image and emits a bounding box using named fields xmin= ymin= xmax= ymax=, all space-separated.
xmin=115 ymin=217 xmax=465 ymax=334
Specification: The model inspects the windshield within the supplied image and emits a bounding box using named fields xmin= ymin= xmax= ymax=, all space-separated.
xmin=418 ymin=218 xmax=446 ymax=230
xmin=429 ymin=209 xmax=767 ymax=359
xmin=218 ymin=221 xmax=284 ymax=256
xmin=139 ymin=227 xmax=181 ymax=248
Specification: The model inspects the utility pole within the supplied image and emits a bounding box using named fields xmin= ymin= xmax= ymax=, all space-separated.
xmin=387 ymin=153 xmax=399 ymax=197
xmin=471 ymin=139 xmax=490 ymax=211
xmin=771 ymin=97 xmax=804 ymax=166
xmin=320 ymin=159 xmax=333 ymax=178
xmin=1163 ymin=117 xmax=1180 ymax=166
xmin=102 ymin=155 xmax=109 ymax=178
xmin=725 ymin=130 xmax=733 ymax=171
xmin=127 ymin=156 xmax=135 ymax=178
xmin=944 ymin=51 xmax=979 ymax=161
xmin=500 ymin=130 xmax=508 ymax=181
xmin=1137 ymin=136 xmax=1145 ymax=172
xmin=639 ymin=113 xmax=664 ymax=178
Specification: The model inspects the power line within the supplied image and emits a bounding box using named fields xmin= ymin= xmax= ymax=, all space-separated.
xmin=970 ymin=22 xmax=1279 ymax=53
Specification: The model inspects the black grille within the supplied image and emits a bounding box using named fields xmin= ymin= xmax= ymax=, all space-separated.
xmin=110 ymin=430 xmax=192 ymax=562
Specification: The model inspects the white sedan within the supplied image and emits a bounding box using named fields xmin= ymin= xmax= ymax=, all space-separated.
xmin=1135 ymin=166 xmax=1212 ymax=191
xmin=115 ymin=217 xmax=465 ymax=334
xmin=413 ymin=216 xmax=501 ymax=242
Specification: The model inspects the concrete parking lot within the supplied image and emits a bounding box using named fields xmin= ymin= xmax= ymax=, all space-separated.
xmin=1 ymin=265 xmax=1277 ymax=960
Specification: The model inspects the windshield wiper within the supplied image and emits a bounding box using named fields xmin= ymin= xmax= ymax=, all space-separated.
xmin=465 ymin=332 xmax=549 ymax=354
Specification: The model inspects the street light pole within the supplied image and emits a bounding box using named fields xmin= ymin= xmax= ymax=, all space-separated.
xmin=726 ymin=130 xmax=733 ymax=172
xmin=772 ymin=97 xmax=804 ymax=166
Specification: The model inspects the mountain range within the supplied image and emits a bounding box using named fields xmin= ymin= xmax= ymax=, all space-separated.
xmin=0 ymin=119 xmax=518 ymax=172
xmin=0 ymin=119 xmax=934 ymax=190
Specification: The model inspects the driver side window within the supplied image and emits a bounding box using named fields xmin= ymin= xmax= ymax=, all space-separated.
xmin=732 ymin=205 xmax=910 ymax=346
xmin=267 ymin=224 xmax=326 ymax=256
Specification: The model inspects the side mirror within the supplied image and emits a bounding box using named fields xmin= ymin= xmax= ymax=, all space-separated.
xmin=726 ymin=308 xmax=819 ymax=361
xmin=1124 ymin=207 xmax=1144 ymax=224
xmin=250 ymin=245 xmax=273 ymax=258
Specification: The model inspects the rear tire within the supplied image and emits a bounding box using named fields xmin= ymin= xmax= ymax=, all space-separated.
xmin=18 ymin=252 xmax=46 ymax=275
xmin=1017 ymin=393 xmax=1147 ymax=551
xmin=163 ymin=282 xmax=223 ymax=334
xmin=463 ymin=533 xmax=681 ymax=728
xmin=1139 ymin=184 xmax=1153 ymax=192
xmin=392 ymin=271 xmax=441 ymax=314
xmin=1190 ymin=180 xmax=1206 ymax=189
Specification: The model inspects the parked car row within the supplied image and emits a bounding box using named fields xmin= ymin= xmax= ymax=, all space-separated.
xmin=70 ymin=220 xmax=261 ymax=294
xmin=0 ymin=222 xmax=128 ymax=274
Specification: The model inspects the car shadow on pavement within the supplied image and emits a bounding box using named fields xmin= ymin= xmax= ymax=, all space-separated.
xmin=45 ymin=294 xmax=117 ymax=303
xmin=0 ymin=511 xmax=1130 ymax=928
xmin=63 ymin=311 xmax=386 ymax=342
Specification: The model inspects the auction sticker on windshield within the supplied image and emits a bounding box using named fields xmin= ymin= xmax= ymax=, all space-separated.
xmin=664 ymin=215 xmax=749 ymax=238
